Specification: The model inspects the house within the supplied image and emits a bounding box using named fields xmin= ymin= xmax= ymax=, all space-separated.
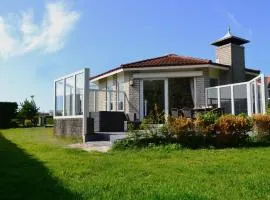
xmin=89 ymin=30 xmax=260 ymax=121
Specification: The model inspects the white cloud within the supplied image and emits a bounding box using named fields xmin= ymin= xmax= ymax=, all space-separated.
xmin=0 ymin=2 xmax=80 ymax=59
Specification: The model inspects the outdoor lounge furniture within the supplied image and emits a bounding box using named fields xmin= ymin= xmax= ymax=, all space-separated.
xmin=179 ymin=108 xmax=194 ymax=118
xmin=170 ymin=107 xmax=224 ymax=119
xmin=171 ymin=108 xmax=179 ymax=117
xmin=125 ymin=113 xmax=141 ymax=130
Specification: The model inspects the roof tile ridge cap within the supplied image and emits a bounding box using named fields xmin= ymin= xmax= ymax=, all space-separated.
xmin=122 ymin=54 xmax=173 ymax=66
xmin=174 ymin=55 xmax=211 ymax=63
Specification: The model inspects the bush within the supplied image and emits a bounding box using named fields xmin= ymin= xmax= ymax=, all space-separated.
xmin=114 ymin=112 xmax=270 ymax=150
xmin=213 ymin=114 xmax=252 ymax=146
xmin=194 ymin=112 xmax=219 ymax=136
xmin=267 ymin=101 xmax=270 ymax=115
xmin=215 ymin=114 xmax=253 ymax=135
xmin=143 ymin=104 xmax=165 ymax=124
xmin=0 ymin=102 xmax=18 ymax=128
xmin=167 ymin=117 xmax=194 ymax=138
xmin=45 ymin=117 xmax=54 ymax=125
xmin=253 ymin=114 xmax=270 ymax=142
xmin=24 ymin=120 xmax=33 ymax=127
xmin=253 ymin=114 xmax=270 ymax=134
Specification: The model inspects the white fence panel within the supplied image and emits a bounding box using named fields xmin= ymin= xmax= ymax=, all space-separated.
xmin=206 ymin=74 xmax=267 ymax=116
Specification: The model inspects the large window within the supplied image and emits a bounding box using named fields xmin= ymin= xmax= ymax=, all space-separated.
xmin=220 ymin=87 xmax=231 ymax=114
xmin=55 ymin=80 xmax=64 ymax=116
xmin=144 ymin=80 xmax=164 ymax=116
xmin=169 ymin=78 xmax=194 ymax=110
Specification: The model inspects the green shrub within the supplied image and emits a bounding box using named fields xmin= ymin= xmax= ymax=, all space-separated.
xmin=194 ymin=112 xmax=219 ymax=136
xmin=267 ymin=101 xmax=270 ymax=115
xmin=115 ymin=112 xmax=270 ymax=150
xmin=24 ymin=120 xmax=33 ymax=127
xmin=45 ymin=117 xmax=54 ymax=125
xmin=253 ymin=114 xmax=270 ymax=142
xmin=144 ymin=104 xmax=165 ymax=124
xmin=167 ymin=117 xmax=194 ymax=138
xmin=215 ymin=114 xmax=253 ymax=135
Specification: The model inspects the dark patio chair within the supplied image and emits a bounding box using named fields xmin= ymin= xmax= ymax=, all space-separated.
xmin=211 ymin=107 xmax=224 ymax=116
xmin=179 ymin=108 xmax=194 ymax=119
xmin=125 ymin=113 xmax=141 ymax=129
xmin=171 ymin=108 xmax=179 ymax=117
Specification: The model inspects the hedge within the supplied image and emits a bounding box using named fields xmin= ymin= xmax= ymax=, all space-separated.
xmin=0 ymin=102 xmax=18 ymax=128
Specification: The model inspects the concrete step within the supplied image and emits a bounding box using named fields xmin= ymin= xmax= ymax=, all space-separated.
xmin=86 ymin=132 xmax=127 ymax=143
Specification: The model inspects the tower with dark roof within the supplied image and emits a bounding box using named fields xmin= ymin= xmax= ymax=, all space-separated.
xmin=211 ymin=29 xmax=249 ymax=83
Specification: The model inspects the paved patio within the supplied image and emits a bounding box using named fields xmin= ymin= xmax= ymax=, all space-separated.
xmin=68 ymin=141 xmax=112 ymax=152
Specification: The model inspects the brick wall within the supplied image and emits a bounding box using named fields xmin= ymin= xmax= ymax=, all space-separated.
xmin=127 ymin=72 xmax=140 ymax=120
xmin=195 ymin=69 xmax=210 ymax=107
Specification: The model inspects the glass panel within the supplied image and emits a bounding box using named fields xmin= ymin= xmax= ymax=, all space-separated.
xmin=118 ymin=91 xmax=124 ymax=111
xmin=144 ymin=80 xmax=164 ymax=116
xmin=220 ymin=86 xmax=231 ymax=114
xmin=117 ymin=79 xmax=124 ymax=111
xmin=233 ymin=84 xmax=247 ymax=115
xmin=169 ymin=78 xmax=194 ymax=112
xmin=207 ymin=88 xmax=218 ymax=108
xmin=55 ymin=80 xmax=64 ymax=116
xmin=75 ymin=73 xmax=84 ymax=115
xmin=65 ymin=76 xmax=75 ymax=116
xmin=107 ymin=88 xmax=113 ymax=111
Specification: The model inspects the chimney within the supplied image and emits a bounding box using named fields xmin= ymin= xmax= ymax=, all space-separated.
xmin=211 ymin=28 xmax=250 ymax=83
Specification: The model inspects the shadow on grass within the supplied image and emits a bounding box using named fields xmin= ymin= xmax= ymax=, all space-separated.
xmin=0 ymin=133 xmax=81 ymax=200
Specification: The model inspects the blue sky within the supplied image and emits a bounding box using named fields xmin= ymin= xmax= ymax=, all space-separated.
xmin=0 ymin=0 xmax=270 ymax=112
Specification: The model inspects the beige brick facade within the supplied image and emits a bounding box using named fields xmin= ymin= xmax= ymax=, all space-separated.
xmin=216 ymin=43 xmax=246 ymax=83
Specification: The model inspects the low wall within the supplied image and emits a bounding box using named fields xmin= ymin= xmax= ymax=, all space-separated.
xmin=54 ymin=118 xmax=83 ymax=138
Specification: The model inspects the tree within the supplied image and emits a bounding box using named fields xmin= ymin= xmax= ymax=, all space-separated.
xmin=18 ymin=97 xmax=40 ymax=127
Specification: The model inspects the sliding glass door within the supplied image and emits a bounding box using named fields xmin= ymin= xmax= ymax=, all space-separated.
xmin=143 ymin=80 xmax=165 ymax=116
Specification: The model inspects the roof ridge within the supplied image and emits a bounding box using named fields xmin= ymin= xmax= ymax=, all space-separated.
xmin=173 ymin=55 xmax=211 ymax=62
xmin=122 ymin=54 xmax=211 ymax=66
xmin=121 ymin=54 xmax=176 ymax=66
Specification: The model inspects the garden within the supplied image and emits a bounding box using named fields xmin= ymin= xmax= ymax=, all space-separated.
xmin=114 ymin=105 xmax=270 ymax=150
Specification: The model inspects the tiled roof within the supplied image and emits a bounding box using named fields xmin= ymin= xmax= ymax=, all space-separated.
xmin=90 ymin=54 xmax=260 ymax=81
xmin=121 ymin=54 xmax=212 ymax=68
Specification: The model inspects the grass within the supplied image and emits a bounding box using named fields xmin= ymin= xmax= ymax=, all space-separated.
xmin=0 ymin=128 xmax=270 ymax=200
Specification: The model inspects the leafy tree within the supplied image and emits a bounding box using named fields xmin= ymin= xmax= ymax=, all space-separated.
xmin=18 ymin=97 xmax=40 ymax=127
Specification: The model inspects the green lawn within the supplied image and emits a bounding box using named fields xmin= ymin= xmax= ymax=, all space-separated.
xmin=0 ymin=128 xmax=270 ymax=200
